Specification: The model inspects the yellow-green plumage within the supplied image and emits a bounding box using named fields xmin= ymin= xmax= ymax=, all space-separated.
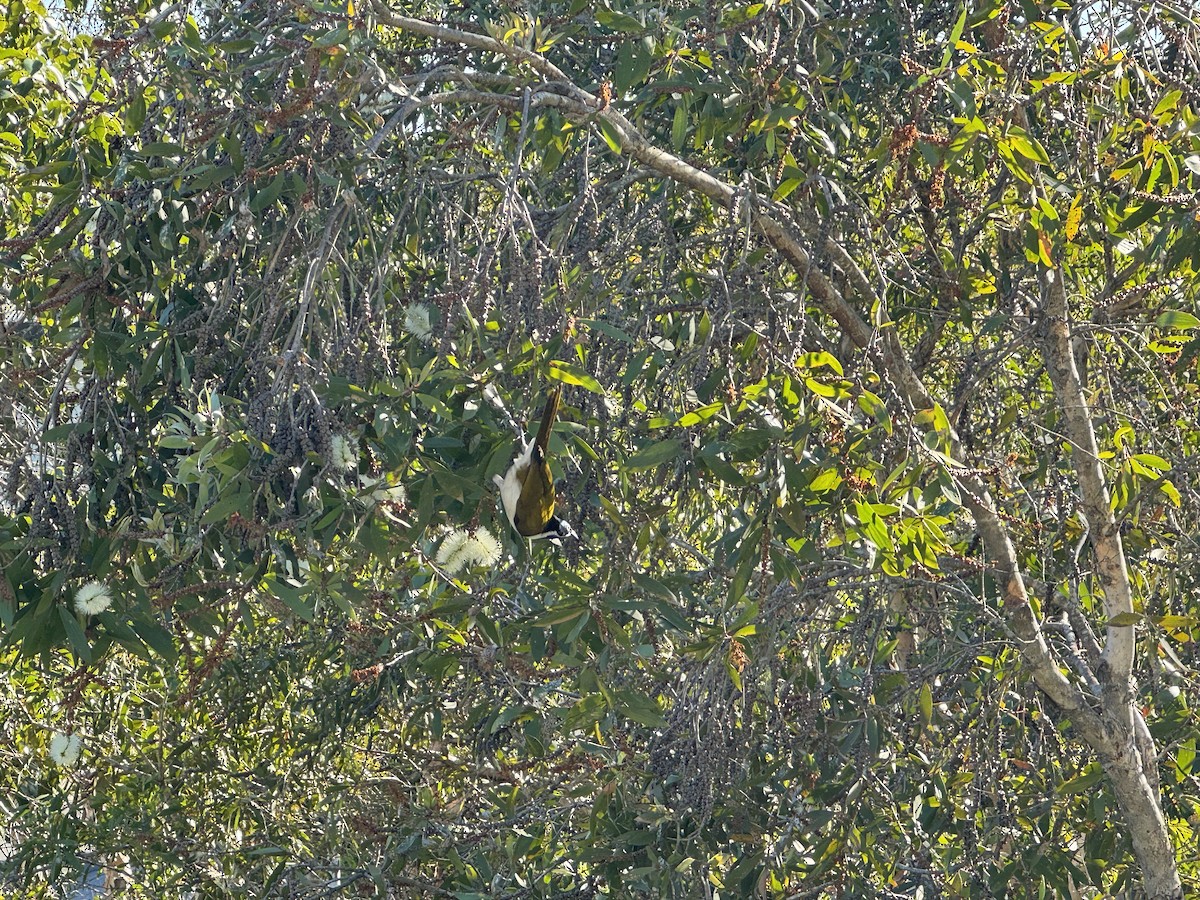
xmin=513 ymin=387 xmax=559 ymax=536
xmin=494 ymin=385 xmax=573 ymax=542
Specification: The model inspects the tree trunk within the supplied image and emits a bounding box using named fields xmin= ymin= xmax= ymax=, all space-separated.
xmin=1095 ymin=722 xmax=1182 ymax=899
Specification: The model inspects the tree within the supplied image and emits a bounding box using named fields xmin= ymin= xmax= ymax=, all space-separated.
xmin=2 ymin=0 xmax=1199 ymax=896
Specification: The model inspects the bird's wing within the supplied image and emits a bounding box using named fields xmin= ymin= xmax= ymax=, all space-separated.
xmin=515 ymin=445 xmax=557 ymax=536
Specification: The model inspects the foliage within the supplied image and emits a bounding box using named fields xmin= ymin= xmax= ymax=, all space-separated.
xmin=2 ymin=0 xmax=1199 ymax=896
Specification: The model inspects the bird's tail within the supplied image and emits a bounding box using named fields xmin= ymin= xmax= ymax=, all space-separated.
xmin=534 ymin=385 xmax=561 ymax=453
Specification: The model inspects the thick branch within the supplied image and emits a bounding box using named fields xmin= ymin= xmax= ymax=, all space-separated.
xmin=371 ymin=6 xmax=590 ymax=104
xmin=974 ymin=15 xmax=1177 ymax=888
xmin=979 ymin=15 xmax=1138 ymax=699
xmin=1040 ymin=270 xmax=1137 ymax=694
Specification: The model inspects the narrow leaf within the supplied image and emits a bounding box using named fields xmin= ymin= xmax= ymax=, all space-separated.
xmin=549 ymin=361 xmax=605 ymax=394
xmin=626 ymin=440 xmax=680 ymax=471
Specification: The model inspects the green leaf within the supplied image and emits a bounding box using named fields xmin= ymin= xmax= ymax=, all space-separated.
xmin=269 ymin=577 xmax=314 ymax=622
xmin=1106 ymin=612 xmax=1142 ymax=627
xmin=913 ymin=405 xmax=951 ymax=436
xmin=1057 ymin=765 xmax=1103 ymax=796
xmin=139 ymin=141 xmax=185 ymax=157
xmin=1006 ymin=129 xmax=1050 ymax=165
xmin=595 ymin=7 xmax=644 ymax=32
xmin=809 ymin=468 xmax=842 ymax=493
xmin=613 ymin=40 xmax=651 ymax=93
xmin=250 ymin=173 xmax=286 ymax=213
xmin=1121 ymin=200 xmax=1164 ymax=232
xmin=941 ymin=5 xmax=967 ymax=68
xmin=549 ymin=361 xmax=605 ymax=394
xmin=313 ymin=24 xmax=350 ymax=48
xmin=854 ymin=499 xmax=893 ymax=554
xmin=798 ymin=350 xmax=844 ymax=375
xmin=59 ymin=606 xmax=93 ymax=663
xmin=126 ymin=89 xmax=147 ymax=131
xmin=631 ymin=572 xmax=677 ymax=602
xmin=729 ymin=551 xmax=755 ymax=604
xmin=200 ymin=491 xmax=250 ymax=525
xmin=42 ymin=423 xmax=78 ymax=443
xmin=773 ymin=178 xmax=803 ymax=201
xmin=596 ymin=118 xmax=624 ymax=154
xmin=46 ymin=206 xmax=96 ymax=253
xmin=131 ymin=616 xmax=177 ymax=660
xmin=676 ymin=402 xmax=724 ymax=427
xmin=938 ymin=469 xmax=961 ymax=505
xmin=804 ymin=377 xmax=837 ymax=398
xmin=185 ymin=163 xmax=237 ymax=192
xmin=1175 ymin=738 xmax=1196 ymax=780
xmin=415 ymin=392 xmax=454 ymax=419
xmin=564 ymin=693 xmax=606 ymax=732
xmin=1155 ymin=311 xmax=1199 ymax=331
xmin=219 ymin=38 xmax=258 ymax=53
xmin=531 ymin=602 xmax=590 ymax=626
xmin=671 ymin=104 xmax=688 ymax=150
xmin=612 ymin=689 xmax=663 ymax=726
xmin=1131 ymin=453 xmax=1170 ymax=471
xmin=581 ymin=319 xmax=634 ymax=344
xmin=1159 ymin=479 xmax=1181 ymax=506
xmin=699 ymin=444 xmax=744 ymax=484
xmin=219 ymin=134 xmax=244 ymax=174
xmin=1149 ymin=335 xmax=1191 ymax=354
xmin=1151 ymin=89 xmax=1182 ymax=119
xmin=626 ymin=440 xmax=680 ymax=471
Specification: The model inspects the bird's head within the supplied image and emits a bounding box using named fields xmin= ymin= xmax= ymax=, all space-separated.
xmin=545 ymin=516 xmax=577 ymax=545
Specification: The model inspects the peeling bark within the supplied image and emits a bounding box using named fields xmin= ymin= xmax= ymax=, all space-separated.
xmin=1039 ymin=270 xmax=1180 ymax=897
xmin=1040 ymin=269 xmax=1137 ymax=685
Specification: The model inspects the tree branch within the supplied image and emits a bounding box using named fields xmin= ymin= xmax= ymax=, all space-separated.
xmin=1040 ymin=269 xmax=1137 ymax=696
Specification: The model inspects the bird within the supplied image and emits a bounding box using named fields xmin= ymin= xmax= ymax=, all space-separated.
xmin=493 ymin=385 xmax=576 ymax=543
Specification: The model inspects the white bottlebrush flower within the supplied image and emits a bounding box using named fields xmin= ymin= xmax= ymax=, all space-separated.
xmin=404 ymin=303 xmax=434 ymax=343
xmin=436 ymin=529 xmax=472 ymax=573
xmin=73 ymin=581 xmax=113 ymax=616
xmin=329 ymin=433 xmax=359 ymax=471
xmin=362 ymin=474 xmax=406 ymax=504
xmin=465 ymin=527 xmax=502 ymax=568
xmin=437 ymin=527 xmax=503 ymax=574
xmin=48 ymin=732 xmax=82 ymax=766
